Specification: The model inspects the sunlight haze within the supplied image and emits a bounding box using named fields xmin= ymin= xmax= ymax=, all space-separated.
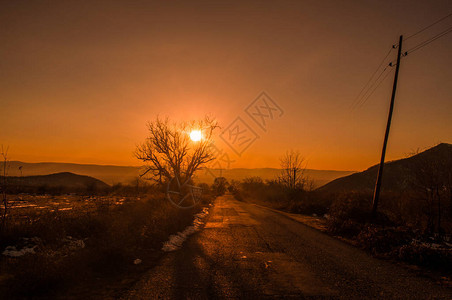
xmin=1 ymin=0 xmax=451 ymax=171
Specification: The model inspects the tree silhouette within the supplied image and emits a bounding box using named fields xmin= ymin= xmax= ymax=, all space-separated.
xmin=212 ymin=177 xmax=228 ymax=196
xmin=135 ymin=116 xmax=218 ymax=185
xmin=279 ymin=150 xmax=307 ymax=191
xmin=1 ymin=145 xmax=9 ymax=230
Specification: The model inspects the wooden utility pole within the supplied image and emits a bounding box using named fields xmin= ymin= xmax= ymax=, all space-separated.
xmin=372 ymin=35 xmax=403 ymax=219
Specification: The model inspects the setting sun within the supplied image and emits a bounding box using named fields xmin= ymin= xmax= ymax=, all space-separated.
xmin=190 ymin=130 xmax=202 ymax=142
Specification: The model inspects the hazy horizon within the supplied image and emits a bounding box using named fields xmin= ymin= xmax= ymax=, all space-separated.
xmin=1 ymin=0 xmax=452 ymax=170
xmin=7 ymin=159 xmax=357 ymax=172
xmin=6 ymin=141 xmax=450 ymax=173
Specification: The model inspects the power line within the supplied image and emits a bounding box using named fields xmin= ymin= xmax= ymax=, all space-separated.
xmin=405 ymin=12 xmax=452 ymax=41
xmin=353 ymin=61 xmax=398 ymax=109
xmin=404 ymin=26 xmax=452 ymax=55
xmin=353 ymin=14 xmax=452 ymax=111
xmin=352 ymin=66 xmax=389 ymax=109
xmin=356 ymin=68 xmax=394 ymax=109
xmin=350 ymin=46 xmax=394 ymax=109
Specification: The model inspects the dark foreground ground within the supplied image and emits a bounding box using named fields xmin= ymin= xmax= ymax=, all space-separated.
xmin=124 ymin=195 xmax=452 ymax=299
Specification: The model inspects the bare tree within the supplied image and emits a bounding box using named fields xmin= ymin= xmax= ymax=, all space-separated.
xmin=279 ymin=150 xmax=307 ymax=191
xmin=135 ymin=116 xmax=218 ymax=185
xmin=1 ymin=145 xmax=9 ymax=229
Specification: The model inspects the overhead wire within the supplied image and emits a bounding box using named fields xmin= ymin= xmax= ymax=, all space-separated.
xmin=404 ymin=26 xmax=452 ymax=55
xmin=351 ymin=12 xmax=452 ymax=111
xmin=352 ymin=66 xmax=390 ymax=109
xmin=356 ymin=68 xmax=395 ymax=109
xmin=350 ymin=46 xmax=394 ymax=109
xmin=405 ymin=12 xmax=452 ymax=41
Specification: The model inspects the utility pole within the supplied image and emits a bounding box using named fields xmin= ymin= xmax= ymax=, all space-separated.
xmin=372 ymin=35 xmax=403 ymax=219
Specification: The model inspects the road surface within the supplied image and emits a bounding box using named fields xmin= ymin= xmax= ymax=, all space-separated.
xmin=125 ymin=195 xmax=452 ymax=299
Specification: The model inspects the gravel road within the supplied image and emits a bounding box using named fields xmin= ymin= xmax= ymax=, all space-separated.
xmin=124 ymin=195 xmax=452 ymax=299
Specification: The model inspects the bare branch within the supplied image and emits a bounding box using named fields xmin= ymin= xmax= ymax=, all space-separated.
xmin=279 ymin=150 xmax=307 ymax=191
xmin=135 ymin=116 xmax=218 ymax=185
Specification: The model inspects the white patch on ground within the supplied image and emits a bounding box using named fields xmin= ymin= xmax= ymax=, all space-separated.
xmin=2 ymin=237 xmax=42 ymax=257
xmin=12 ymin=204 xmax=37 ymax=208
xmin=2 ymin=245 xmax=37 ymax=257
xmin=411 ymin=238 xmax=452 ymax=250
xmin=2 ymin=236 xmax=86 ymax=258
xmin=58 ymin=207 xmax=73 ymax=211
xmin=162 ymin=206 xmax=210 ymax=252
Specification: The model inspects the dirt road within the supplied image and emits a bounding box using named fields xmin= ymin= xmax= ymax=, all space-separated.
xmin=124 ymin=195 xmax=452 ymax=299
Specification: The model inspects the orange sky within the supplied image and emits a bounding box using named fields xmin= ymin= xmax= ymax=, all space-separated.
xmin=1 ymin=0 xmax=451 ymax=171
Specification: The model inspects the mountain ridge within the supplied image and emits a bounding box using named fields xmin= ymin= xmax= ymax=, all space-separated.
xmin=4 ymin=161 xmax=355 ymax=187
xmin=317 ymin=143 xmax=452 ymax=193
xmin=2 ymin=172 xmax=110 ymax=191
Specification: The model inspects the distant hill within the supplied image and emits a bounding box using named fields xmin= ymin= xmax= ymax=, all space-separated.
xmin=194 ymin=168 xmax=355 ymax=187
xmin=3 ymin=172 xmax=110 ymax=190
xmin=5 ymin=161 xmax=355 ymax=187
xmin=6 ymin=162 xmax=139 ymax=185
xmin=317 ymin=143 xmax=452 ymax=194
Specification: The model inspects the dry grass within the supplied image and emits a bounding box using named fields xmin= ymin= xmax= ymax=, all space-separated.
xmin=0 ymin=192 xmax=213 ymax=298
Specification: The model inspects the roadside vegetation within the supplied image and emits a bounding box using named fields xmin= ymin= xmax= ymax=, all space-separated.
xmin=0 ymin=183 xmax=214 ymax=298
xmin=232 ymin=146 xmax=452 ymax=277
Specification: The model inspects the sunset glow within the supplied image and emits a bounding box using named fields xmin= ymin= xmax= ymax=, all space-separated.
xmin=190 ymin=130 xmax=202 ymax=142
xmin=0 ymin=1 xmax=451 ymax=171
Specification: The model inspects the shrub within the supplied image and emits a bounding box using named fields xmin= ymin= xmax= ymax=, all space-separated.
xmin=231 ymin=189 xmax=244 ymax=202
xmin=397 ymin=243 xmax=452 ymax=270
xmin=327 ymin=193 xmax=372 ymax=236
xmin=286 ymin=191 xmax=331 ymax=215
xmin=356 ymin=226 xmax=414 ymax=255
xmin=237 ymin=177 xmax=331 ymax=214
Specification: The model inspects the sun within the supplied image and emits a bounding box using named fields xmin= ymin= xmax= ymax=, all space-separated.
xmin=190 ymin=130 xmax=202 ymax=142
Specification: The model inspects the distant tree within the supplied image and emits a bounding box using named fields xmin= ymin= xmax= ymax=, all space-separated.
xmin=279 ymin=150 xmax=307 ymax=191
xmin=135 ymin=116 xmax=218 ymax=185
xmin=128 ymin=176 xmax=144 ymax=197
xmin=243 ymin=177 xmax=263 ymax=185
xmin=212 ymin=177 xmax=228 ymax=196
xmin=228 ymin=179 xmax=240 ymax=193
xmin=198 ymin=182 xmax=210 ymax=192
xmin=1 ymin=145 xmax=9 ymax=229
